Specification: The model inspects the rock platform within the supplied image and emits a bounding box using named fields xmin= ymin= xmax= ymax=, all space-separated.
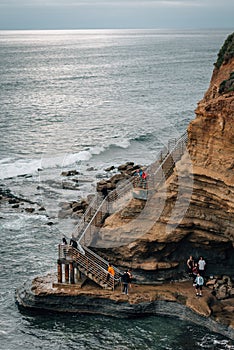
xmin=16 ymin=274 xmax=234 ymax=341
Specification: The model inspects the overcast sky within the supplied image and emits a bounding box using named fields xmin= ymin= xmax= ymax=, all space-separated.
xmin=0 ymin=0 xmax=233 ymax=30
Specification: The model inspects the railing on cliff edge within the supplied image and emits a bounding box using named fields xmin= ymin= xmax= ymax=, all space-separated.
xmin=74 ymin=131 xmax=188 ymax=247
xmin=58 ymin=131 xmax=188 ymax=289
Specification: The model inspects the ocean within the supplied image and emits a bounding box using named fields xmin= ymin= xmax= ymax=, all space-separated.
xmin=0 ymin=28 xmax=233 ymax=349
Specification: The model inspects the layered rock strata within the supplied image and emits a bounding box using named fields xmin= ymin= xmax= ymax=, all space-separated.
xmin=92 ymin=33 xmax=234 ymax=282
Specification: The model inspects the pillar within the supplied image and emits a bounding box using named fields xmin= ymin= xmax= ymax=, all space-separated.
xmin=70 ymin=262 xmax=75 ymax=284
xmin=65 ymin=263 xmax=69 ymax=283
xmin=76 ymin=267 xmax=81 ymax=281
xmin=57 ymin=261 xmax=62 ymax=283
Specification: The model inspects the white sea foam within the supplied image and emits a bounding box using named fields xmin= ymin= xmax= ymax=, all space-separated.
xmin=0 ymin=139 xmax=132 ymax=179
xmin=0 ymin=157 xmax=42 ymax=180
xmin=111 ymin=138 xmax=131 ymax=149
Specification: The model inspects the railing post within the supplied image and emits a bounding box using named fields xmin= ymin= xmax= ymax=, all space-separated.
xmin=70 ymin=262 xmax=75 ymax=284
xmin=57 ymin=260 xmax=62 ymax=283
xmin=76 ymin=267 xmax=81 ymax=281
xmin=65 ymin=263 xmax=69 ymax=283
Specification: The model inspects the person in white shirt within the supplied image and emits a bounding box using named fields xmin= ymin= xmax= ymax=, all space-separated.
xmin=198 ymin=256 xmax=206 ymax=277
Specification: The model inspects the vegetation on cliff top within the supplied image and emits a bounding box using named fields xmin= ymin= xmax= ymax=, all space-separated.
xmin=219 ymin=71 xmax=234 ymax=94
xmin=215 ymin=32 xmax=234 ymax=69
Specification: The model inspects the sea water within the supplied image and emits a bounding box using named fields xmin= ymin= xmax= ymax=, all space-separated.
xmin=0 ymin=29 xmax=233 ymax=349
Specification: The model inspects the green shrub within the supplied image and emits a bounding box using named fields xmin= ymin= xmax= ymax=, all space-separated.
xmin=215 ymin=33 xmax=234 ymax=69
xmin=219 ymin=71 xmax=234 ymax=94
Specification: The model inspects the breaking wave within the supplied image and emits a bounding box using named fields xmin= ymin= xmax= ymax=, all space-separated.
xmin=0 ymin=138 xmax=132 ymax=180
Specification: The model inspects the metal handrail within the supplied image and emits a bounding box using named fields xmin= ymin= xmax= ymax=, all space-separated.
xmin=58 ymin=245 xmax=120 ymax=290
xmin=59 ymin=131 xmax=188 ymax=290
xmin=76 ymin=131 xmax=188 ymax=247
xmin=84 ymin=246 xmax=122 ymax=280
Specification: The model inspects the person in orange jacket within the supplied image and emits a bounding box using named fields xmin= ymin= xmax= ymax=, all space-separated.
xmin=108 ymin=263 xmax=115 ymax=276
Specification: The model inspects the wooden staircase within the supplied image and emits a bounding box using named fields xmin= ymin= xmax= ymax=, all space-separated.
xmin=57 ymin=132 xmax=188 ymax=290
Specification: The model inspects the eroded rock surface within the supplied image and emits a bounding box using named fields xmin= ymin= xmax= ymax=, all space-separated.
xmin=15 ymin=274 xmax=234 ymax=340
xmin=92 ymin=33 xmax=234 ymax=283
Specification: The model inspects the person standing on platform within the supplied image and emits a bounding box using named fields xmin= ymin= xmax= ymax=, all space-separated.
xmin=194 ymin=272 xmax=204 ymax=297
xmin=122 ymin=269 xmax=132 ymax=295
xmin=198 ymin=256 xmax=206 ymax=277
xmin=186 ymin=255 xmax=194 ymax=277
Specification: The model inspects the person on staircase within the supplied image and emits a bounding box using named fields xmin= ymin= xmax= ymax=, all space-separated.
xmin=141 ymin=171 xmax=148 ymax=189
xmin=70 ymin=238 xmax=78 ymax=249
xmin=108 ymin=263 xmax=115 ymax=276
xmin=62 ymin=237 xmax=67 ymax=245
xmin=61 ymin=237 xmax=68 ymax=259
xmin=106 ymin=263 xmax=115 ymax=282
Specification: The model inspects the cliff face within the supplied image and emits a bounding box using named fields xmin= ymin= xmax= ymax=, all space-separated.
xmin=187 ymin=32 xmax=234 ymax=246
xmin=94 ymin=33 xmax=234 ymax=282
xmin=188 ymin=36 xmax=234 ymax=188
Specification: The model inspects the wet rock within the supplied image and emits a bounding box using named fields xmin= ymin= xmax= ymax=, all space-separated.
xmin=8 ymin=198 xmax=19 ymax=204
xmin=58 ymin=208 xmax=73 ymax=219
xmin=38 ymin=206 xmax=46 ymax=211
xmin=12 ymin=204 xmax=20 ymax=208
xmin=62 ymin=181 xmax=79 ymax=190
xmin=118 ymin=162 xmax=134 ymax=171
xmin=86 ymin=167 xmax=95 ymax=171
xmin=71 ymin=202 xmax=84 ymax=212
xmin=25 ymin=207 xmax=35 ymax=213
xmin=61 ymin=170 xmax=80 ymax=176
xmin=206 ymin=275 xmax=234 ymax=300
xmin=105 ymin=166 xmax=115 ymax=172
xmin=71 ymin=211 xmax=84 ymax=219
xmin=59 ymin=202 xmax=72 ymax=210
xmin=46 ymin=222 xmax=54 ymax=226
xmin=57 ymin=198 xmax=89 ymax=220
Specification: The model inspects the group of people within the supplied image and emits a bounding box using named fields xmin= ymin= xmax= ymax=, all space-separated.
xmin=133 ymin=168 xmax=148 ymax=189
xmin=62 ymin=237 xmax=78 ymax=249
xmin=60 ymin=242 xmax=208 ymax=298
xmin=107 ymin=263 xmax=132 ymax=295
xmin=187 ymin=255 xmax=206 ymax=297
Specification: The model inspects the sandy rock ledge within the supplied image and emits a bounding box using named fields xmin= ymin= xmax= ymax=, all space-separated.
xmin=15 ymin=274 xmax=234 ymax=341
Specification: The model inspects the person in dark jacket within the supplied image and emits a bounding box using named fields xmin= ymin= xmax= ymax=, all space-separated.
xmin=122 ymin=269 xmax=132 ymax=295
xmin=70 ymin=238 xmax=78 ymax=249
xmin=62 ymin=237 xmax=67 ymax=245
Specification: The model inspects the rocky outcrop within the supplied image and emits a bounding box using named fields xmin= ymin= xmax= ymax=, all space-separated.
xmin=96 ymin=162 xmax=143 ymax=196
xmin=15 ymin=274 xmax=234 ymax=340
xmin=0 ymin=185 xmax=46 ymax=215
xmin=57 ymin=162 xmax=143 ymax=219
xmin=207 ymin=275 xmax=234 ymax=300
xmin=92 ymin=33 xmax=234 ymax=282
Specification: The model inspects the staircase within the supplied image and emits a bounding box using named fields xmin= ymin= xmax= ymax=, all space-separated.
xmin=57 ymin=132 xmax=188 ymax=290
xmin=58 ymin=244 xmax=122 ymax=290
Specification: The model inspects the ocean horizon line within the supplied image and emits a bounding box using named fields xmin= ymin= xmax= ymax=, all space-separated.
xmin=0 ymin=27 xmax=232 ymax=33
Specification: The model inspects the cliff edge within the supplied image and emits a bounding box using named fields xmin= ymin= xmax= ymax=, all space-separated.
xmin=92 ymin=33 xmax=234 ymax=282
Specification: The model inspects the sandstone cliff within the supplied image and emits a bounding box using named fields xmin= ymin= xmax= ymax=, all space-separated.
xmin=93 ymin=33 xmax=234 ymax=282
